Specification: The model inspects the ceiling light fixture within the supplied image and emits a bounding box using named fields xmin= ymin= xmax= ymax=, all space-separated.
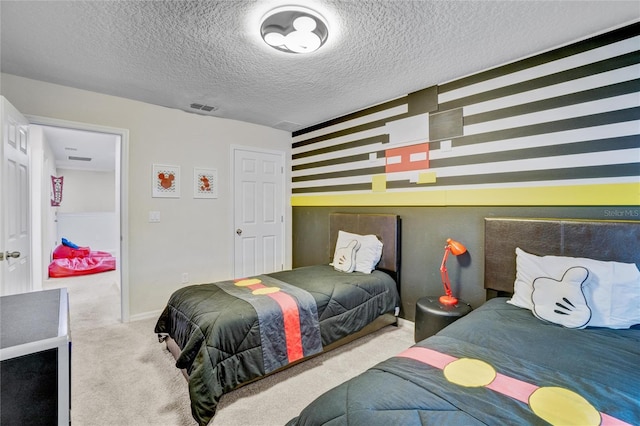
xmin=260 ymin=6 xmax=329 ymax=54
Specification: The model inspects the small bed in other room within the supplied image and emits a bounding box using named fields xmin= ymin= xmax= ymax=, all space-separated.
xmin=287 ymin=218 xmax=640 ymax=426
xmin=154 ymin=213 xmax=401 ymax=425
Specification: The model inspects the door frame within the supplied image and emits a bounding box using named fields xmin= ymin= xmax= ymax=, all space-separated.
xmin=27 ymin=115 xmax=130 ymax=322
xmin=230 ymin=144 xmax=288 ymax=277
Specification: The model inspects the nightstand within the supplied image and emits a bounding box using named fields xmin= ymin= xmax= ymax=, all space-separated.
xmin=414 ymin=296 xmax=472 ymax=342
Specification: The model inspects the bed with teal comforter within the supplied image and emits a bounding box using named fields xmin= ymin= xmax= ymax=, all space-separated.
xmin=155 ymin=264 xmax=399 ymax=425
xmin=288 ymin=297 xmax=639 ymax=425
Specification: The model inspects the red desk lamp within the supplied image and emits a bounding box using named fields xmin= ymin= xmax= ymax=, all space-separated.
xmin=439 ymin=238 xmax=467 ymax=306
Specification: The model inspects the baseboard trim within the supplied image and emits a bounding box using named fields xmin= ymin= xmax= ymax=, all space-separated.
xmin=129 ymin=309 xmax=162 ymax=322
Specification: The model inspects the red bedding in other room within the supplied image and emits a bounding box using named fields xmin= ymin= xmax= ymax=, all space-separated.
xmin=48 ymin=239 xmax=116 ymax=278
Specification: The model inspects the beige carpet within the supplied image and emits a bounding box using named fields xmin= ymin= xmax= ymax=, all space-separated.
xmin=45 ymin=274 xmax=415 ymax=425
xmin=44 ymin=270 xmax=121 ymax=330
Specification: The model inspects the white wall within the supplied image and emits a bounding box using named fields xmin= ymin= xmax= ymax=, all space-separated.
xmin=56 ymin=212 xmax=118 ymax=255
xmin=55 ymin=168 xmax=116 ymax=213
xmin=1 ymin=73 xmax=292 ymax=317
xmin=54 ymin=168 xmax=118 ymax=255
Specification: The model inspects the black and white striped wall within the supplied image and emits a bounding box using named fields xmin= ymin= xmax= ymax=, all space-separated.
xmin=291 ymin=22 xmax=639 ymax=206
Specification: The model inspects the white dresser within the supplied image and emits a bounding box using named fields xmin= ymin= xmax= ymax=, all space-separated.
xmin=0 ymin=288 xmax=71 ymax=425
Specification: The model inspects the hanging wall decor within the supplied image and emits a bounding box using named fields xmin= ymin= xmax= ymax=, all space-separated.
xmin=51 ymin=175 xmax=64 ymax=206
xmin=193 ymin=167 xmax=218 ymax=199
xmin=152 ymin=164 xmax=180 ymax=198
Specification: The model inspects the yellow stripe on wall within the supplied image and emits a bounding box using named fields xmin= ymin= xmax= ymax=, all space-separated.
xmin=291 ymin=183 xmax=640 ymax=206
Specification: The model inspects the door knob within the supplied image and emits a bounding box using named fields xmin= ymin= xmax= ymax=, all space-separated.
xmin=4 ymin=251 xmax=20 ymax=260
xmin=236 ymin=228 xmax=242 ymax=236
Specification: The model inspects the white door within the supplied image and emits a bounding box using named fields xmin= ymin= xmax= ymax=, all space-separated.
xmin=1 ymin=97 xmax=31 ymax=295
xmin=233 ymin=147 xmax=285 ymax=278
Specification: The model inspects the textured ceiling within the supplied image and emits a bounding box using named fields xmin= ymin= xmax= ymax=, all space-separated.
xmin=1 ymin=1 xmax=639 ymax=133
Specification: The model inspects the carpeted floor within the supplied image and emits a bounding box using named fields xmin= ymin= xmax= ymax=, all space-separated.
xmin=44 ymin=270 xmax=121 ymax=330
xmin=45 ymin=274 xmax=415 ymax=425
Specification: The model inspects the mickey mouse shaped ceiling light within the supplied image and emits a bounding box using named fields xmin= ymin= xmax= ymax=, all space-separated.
xmin=260 ymin=6 xmax=329 ymax=54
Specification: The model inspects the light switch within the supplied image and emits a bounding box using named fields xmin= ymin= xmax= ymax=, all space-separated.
xmin=149 ymin=211 xmax=161 ymax=223
xmin=441 ymin=140 xmax=452 ymax=152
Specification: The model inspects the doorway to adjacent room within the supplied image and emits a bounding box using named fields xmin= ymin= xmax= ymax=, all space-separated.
xmin=28 ymin=116 xmax=129 ymax=325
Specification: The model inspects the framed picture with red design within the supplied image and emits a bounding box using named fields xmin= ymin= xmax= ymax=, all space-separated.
xmin=193 ymin=167 xmax=218 ymax=199
xmin=152 ymin=164 xmax=180 ymax=198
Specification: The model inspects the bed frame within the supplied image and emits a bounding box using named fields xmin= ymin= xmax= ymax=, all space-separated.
xmin=484 ymin=217 xmax=640 ymax=297
xmin=165 ymin=212 xmax=401 ymax=381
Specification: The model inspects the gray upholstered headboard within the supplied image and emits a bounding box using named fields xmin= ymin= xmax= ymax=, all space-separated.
xmin=484 ymin=218 xmax=640 ymax=294
xmin=329 ymin=213 xmax=401 ymax=284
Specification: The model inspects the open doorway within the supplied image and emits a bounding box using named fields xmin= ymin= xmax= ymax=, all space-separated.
xmin=32 ymin=123 xmax=124 ymax=328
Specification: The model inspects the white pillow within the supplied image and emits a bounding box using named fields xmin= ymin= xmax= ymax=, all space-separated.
xmin=332 ymin=239 xmax=360 ymax=273
xmin=508 ymin=247 xmax=640 ymax=329
xmin=334 ymin=230 xmax=383 ymax=274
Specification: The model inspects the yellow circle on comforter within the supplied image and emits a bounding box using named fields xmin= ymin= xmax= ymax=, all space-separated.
xmin=443 ymin=358 xmax=496 ymax=387
xmin=529 ymin=386 xmax=600 ymax=426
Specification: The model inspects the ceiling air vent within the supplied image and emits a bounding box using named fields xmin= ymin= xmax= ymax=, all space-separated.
xmin=273 ymin=121 xmax=301 ymax=132
xmin=190 ymin=103 xmax=217 ymax=112
xmin=68 ymin=156 xmax=92 ymax=161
